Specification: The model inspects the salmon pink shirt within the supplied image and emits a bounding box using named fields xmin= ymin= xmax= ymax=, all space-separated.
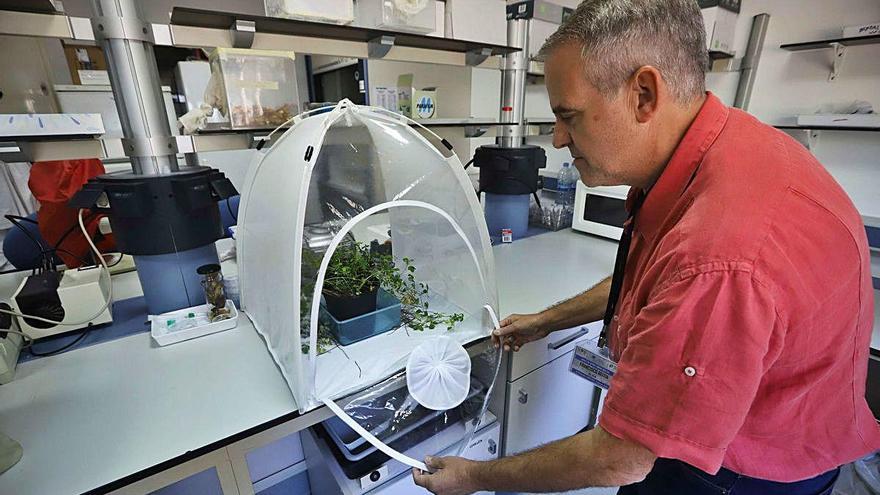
xmin=598 ymin=93 xmax=880 ymax=482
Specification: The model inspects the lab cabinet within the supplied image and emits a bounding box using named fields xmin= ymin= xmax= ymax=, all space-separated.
xmin=505 ymin=347 xmax=599 ymax=455
xmin=149 ymin=468 xmax=225 ymax=495
xmin=244 ymin=431 xmax=305 ymax=484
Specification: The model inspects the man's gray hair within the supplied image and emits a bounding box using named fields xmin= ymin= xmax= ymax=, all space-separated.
xmin=539 ymin=0 xmax=709 ymax=102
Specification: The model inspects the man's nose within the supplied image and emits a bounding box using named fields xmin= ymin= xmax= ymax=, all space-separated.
xmin=552 ymin=123 xmax=570 ymax=149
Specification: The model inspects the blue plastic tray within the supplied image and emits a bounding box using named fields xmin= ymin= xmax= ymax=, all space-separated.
xmin=319 ymin=289 xmax=401 ymax=346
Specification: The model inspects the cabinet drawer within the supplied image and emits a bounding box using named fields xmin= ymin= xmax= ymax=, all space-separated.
xmin=505 ymin=350 xmax=599 ymax=455
xmin=510 ymin=321 xmax=602 ymax=381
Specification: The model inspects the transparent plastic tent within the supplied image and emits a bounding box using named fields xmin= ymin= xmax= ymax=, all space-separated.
xmin=237 ymin=100 xmax=501 ymax=470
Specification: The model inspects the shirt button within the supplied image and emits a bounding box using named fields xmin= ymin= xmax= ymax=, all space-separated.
xmin=684 ymin=366 xmax=697 ymax=377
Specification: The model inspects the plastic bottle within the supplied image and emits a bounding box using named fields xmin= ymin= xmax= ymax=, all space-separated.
xmin=556 ymin=162 xmax=577 ymax=208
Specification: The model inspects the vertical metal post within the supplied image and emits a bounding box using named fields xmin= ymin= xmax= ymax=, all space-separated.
xmin=90 ymin=0 xmax=179 ymax=175
xmin=499 ymin=18 xmax=530 ymax=149
xmin=733 ymin=13 xmax=770 ymax=111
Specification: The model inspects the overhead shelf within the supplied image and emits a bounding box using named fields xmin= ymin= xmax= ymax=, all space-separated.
xmin=0 ymin=0 xmax=59 ymax=14
xmin=169 ymin=7 xmax=517 ymax=68
xmin=780 ymin=34 xmax=880 ymax=51
xmin=0 ymin=6 xmax=518 ymax=68
xmin=775 ymin=125 xmax=880 ymax=132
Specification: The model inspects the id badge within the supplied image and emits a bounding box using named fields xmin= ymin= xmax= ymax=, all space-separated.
xmin=569 ymin=336 xmax=617 ymax=390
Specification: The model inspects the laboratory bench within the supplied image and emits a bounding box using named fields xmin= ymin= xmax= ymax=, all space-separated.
xmin=0 ymin=229 xmax=619 ymax=495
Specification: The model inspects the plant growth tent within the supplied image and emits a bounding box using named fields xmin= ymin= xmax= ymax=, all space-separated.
xmin=238 ymin=100 xmax=501 ymax=470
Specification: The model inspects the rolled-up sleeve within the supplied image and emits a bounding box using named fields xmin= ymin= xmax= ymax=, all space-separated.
xmin=598 ymin=266 xmax=784 ymax=474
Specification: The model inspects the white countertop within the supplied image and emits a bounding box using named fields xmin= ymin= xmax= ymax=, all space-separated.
xmin=0 ymin=230 xmax=618 ymax=495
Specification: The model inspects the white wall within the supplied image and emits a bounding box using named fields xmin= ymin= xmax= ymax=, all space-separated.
xmin=519 ymin=0 xmax=880 ymax=216
xmin=706 ymin=0 xmax=880 ymax=217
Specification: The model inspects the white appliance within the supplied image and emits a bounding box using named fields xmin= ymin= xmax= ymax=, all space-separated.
xmin=54 ymin=84 xmax=177 ymax=138
xmin=572 ymin=182 xmax=630 ymax=240
xmin=10 ymin=267 xmax=112 ymax=340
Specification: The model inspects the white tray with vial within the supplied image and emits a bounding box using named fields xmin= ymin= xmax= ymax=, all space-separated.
xmin=150 ymin=300 xmax=239 ymax=347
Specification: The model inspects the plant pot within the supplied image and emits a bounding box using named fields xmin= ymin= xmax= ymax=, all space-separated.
xmin=323 ymin=287 xmax=379 ymax=321
xmin=320 ymin=289 xmax=402 ymax=346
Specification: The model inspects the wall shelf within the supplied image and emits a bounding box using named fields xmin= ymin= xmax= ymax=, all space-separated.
xmin=169 ymin=7 xmax=517 ymax=68
xmin=0 ymin=5 xmax=518 ymax=68
xmin=775 ymin=125 xmax=880 ymax=132
xmin=0 ymin=0 xmax=58 ymax=14
xmin=780 ymin=34 xmax=880 ymax=51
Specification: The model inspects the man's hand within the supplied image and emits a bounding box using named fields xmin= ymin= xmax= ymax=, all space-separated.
xmin=493 ymin=313 xmax=550 ymax=351
xmin=412 ymin=456 xmax=478 ymax=495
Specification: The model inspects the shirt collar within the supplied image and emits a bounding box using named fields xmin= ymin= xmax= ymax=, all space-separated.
xmin=630 ymin=92 xmax=729 ymax=241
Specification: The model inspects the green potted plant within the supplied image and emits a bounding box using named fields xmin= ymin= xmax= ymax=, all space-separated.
xmin=321 ymin=241 xmax=391 ymax=321
xmin=302 ymin=240 xmax=465 ymax=352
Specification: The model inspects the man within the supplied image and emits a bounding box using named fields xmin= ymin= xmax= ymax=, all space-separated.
xmin=412 ymin=0 xmax=880 ymax=494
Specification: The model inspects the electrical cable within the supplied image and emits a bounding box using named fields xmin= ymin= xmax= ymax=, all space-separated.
xmin=27 ymin=327 xmax=91 ymax=357
xmin=226 ymin=197 xmax=238 ymax=223
xmin=0 ymin=209 xmax=113 ymax=327
xmin=463 ymin=157 xmax=475 ymax=170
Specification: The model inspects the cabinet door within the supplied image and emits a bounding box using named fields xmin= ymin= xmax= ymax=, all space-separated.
xmin=505 ymin=350 xmax=598 ymax=455
xmin=149 ymin=468 xmax=225 ymax=495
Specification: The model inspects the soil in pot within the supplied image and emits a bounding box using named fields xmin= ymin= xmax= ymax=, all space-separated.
xmin=323 ymin=287 xmax=379 ymax=321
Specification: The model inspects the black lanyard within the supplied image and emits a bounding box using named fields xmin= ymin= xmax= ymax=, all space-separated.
xmin=597 ymin=191 xmax=646 ymax=349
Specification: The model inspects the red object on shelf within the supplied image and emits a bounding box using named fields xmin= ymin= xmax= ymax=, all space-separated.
xmin=28 ymin=159 xmax=116 ymax=268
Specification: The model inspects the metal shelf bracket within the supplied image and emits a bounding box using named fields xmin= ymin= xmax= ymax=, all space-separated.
xmin=466 ymin=47 xmax=493 ymax=67
xmin=368 ymin=35 xmax=396 ymax=59
xmin=829 ymin=42 xmax=847 ymax=82
xmin=464 ymin=125 xmax=489 ymax=138
xmin=230 ymin=19 xmax=255 ymax=49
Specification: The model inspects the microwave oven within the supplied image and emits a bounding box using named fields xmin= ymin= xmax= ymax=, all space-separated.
xmin=572 ymin=182 xmax=630 ymax=240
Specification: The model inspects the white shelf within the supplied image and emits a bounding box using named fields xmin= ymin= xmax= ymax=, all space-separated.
xmin=0 ymin=5 xmax=516 ymax=69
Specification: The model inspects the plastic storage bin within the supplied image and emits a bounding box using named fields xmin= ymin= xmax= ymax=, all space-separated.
xmin=208 ymin=48 xmax=299 ymax=129
xmin=265 ymin=0 xmax=354 ymax=25
xmin=356 ymin=0 xmax=436 ymax=34
xmin=319 ymin=289 xmax=401 ymax=346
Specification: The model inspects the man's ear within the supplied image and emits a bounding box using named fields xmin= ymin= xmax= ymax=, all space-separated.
xmin=630 ymin=66 xmax=662 ymax=124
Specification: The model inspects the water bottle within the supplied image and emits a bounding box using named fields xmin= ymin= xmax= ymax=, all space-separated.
xmin=556 ymin=162 xmax=577 ymax=207
xmin=555 ymin=162 xmax=577 ymax=227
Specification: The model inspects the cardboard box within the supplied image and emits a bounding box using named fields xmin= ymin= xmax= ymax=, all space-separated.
xmin=397 ymin=74 xmax=438 ymax=119
xmin=63 ymin=44 xmax=108 ymax=86
xmin=844 ymin=22 xmax=880 ymax=38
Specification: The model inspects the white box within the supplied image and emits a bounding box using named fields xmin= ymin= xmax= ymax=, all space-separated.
xmin=796 ymin=114 xmax=880 ymax=129
xmin=844 ymin=22 xmax=880 ymax=38
xmin=702 ymin=6 xmax=737 ymax=54
xmin=372 ymin=86 xmax=399 ymax=112
xmin=264 ymin=0 xmax=354 ymax=25
xmin=445 ymin=0 xmax=507 ymax=45
xmin=0 ymin=113 xmax=105 ymax=137
xmin=357 ymin=0 xmax=436 ymax=34
xmin=151 ymin=300 xmax=239 ymax=346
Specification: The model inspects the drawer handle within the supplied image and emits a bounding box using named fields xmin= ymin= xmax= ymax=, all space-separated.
xmin=488 ymin=439 xmax=497 ymax=455
xmin=518 ymin=389 xmax=528 ymax=404
xmin=547 ymin=328 xmax=589 ymax=351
